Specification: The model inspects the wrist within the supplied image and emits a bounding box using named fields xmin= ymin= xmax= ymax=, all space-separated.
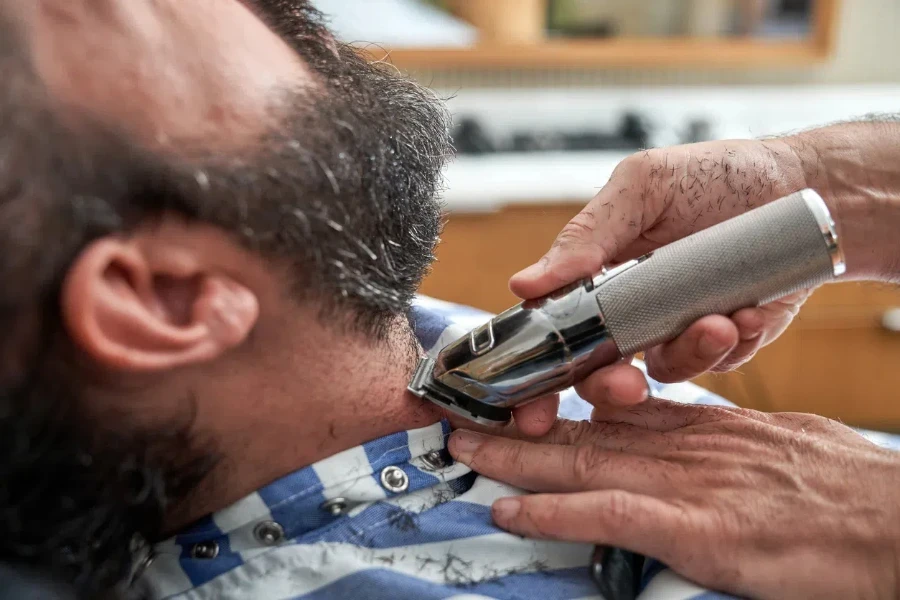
xmin=779 ymin=122 xmax=900 ymax=282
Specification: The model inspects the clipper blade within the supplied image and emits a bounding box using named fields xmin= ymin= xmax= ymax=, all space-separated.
xmin=407 ymin=357 xmax=511 ymax=426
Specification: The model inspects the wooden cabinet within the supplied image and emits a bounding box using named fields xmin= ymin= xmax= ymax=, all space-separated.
xmin=358 ymin=0 xmax=840 ymax=69
xmin=694 ymin=284 xmax=900 ymax=431
xmin=420 ymin=204 xmax=900 ymax=432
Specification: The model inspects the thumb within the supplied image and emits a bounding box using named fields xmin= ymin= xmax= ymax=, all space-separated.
xmin=509 ymin=212 xmax=611 ymax=300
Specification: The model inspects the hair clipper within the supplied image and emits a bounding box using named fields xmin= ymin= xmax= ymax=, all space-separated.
xmin=409 ymin=189 xmax=844 ymax=425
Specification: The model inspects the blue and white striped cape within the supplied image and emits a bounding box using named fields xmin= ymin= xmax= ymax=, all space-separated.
xmin=137 ymin=296 xmax=900 ymax=600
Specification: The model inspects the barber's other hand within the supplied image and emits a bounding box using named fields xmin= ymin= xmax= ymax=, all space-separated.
xmin=510 ymin=140 xmax=817 ymax=406
xmin=449 ymin=401 xmax=900 ymax=599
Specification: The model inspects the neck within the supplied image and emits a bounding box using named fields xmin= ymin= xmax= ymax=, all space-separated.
xmin=164 ymin=317 xmax=446 ymax=533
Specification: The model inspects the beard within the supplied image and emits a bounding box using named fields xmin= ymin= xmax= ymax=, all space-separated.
xmin=0 ymin=1 xmax=451 ymax=596
xmin=167 ymin=0 xmax=453 ymax=334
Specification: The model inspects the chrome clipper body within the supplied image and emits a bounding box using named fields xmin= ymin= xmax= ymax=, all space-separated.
xmin=409 ymin=189 xmax=845 ymax=425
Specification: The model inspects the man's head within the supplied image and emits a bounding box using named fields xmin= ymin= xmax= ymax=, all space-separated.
xmin=0 ymin=0 xmax=450 ymax=593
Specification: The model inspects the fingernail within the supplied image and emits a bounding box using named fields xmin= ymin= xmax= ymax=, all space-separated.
xmin=741 ymin=329 xmax=763 ymax=342
xmin=698 ymin=333 xmax=730 ymax=358
xmin=449 ymin=430 xmax=485 ymax=463
xmin=512 ymin=261 xmax=546 ymax=282
xmin=493 ymin=498 xmax=521 ymax=523
xmin=740 ymin=321 xmax=764 ymax=341
xmin=609 ymin=383 xmax=648 ymax=406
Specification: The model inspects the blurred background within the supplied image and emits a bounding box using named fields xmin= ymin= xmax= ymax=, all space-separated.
xmin=312 ymin=0 xmax=899 ymax=432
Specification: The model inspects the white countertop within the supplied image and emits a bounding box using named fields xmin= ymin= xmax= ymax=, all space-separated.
xmin=437 ymin=84 xmax=900 ymax=212
xmin=442 ymin=151 xmax=630 ymax=212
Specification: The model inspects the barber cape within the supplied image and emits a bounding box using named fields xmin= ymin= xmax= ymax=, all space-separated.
xmin=137 ymin=297 xmax=900 ymax=600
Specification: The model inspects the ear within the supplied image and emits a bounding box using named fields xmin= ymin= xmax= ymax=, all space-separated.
xmin=61 ymin=236 xmax=259 ymax=372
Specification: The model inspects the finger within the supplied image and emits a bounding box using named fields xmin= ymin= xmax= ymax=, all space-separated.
xmin=511 ymin=394 xmax=560 ymax=437
xmin=590 ymin=397 xmax=740 ymax=431
xmin=509 ymin=199 xmax=630 ymax=299
xmin=533 ymin=417 xmax=677 ymax=451
xmin=756 ymin=301 xmax=800 ymax=343
xmin=574 ymin=362 xmax=649 ymax=407
xmin=774 ymin=288 xmax=813 ymax=311
xmin=644 ymin=315 xmax=738 ymax=383
xmin=448 ymin=429 xmax=672 ymax=494
xmin=709 ymin=307 xmax=766 ymax=372
xmin=712 ymin=304 xmax=793 ymax=372
xmin=508 ymin=245 xmax=603 ymax=300
xmin=491 ymin=490 xmax=683 ymax=565
xmin=731 ymin=306 xmax=767 ymax=341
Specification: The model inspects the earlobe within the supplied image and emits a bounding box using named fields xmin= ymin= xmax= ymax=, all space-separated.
xmin=62 ymin=237 xmax=259 ymax=372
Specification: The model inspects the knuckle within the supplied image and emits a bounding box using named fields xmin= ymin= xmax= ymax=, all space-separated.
xmin=773 ymin=300 xmax=802 ymax=317
xmin=620 ymin=151 xmax=648 ymax=172
xmin=495 ymin=442 xmax=529 ymax=473
xmin=713 ymin=341 xmax=764 ymax=372
xmin=567 ymin=211 xmax=598 ymax=236
xmin=700 ymin=433 xmax=745 ymax=452
xmin=523 ymin=497 xmax=563 ymax=539
xmin=646 ymin=349 xmax=694 ymax=382
xmin=728 ymin=406 xmax=770 ymax=423
xmin=679 ymin=404 xmax=739 ymax=428
xmin=778 ymin=288 xmax=812 ymax=307
xmin=778 ymin=411 xmax=835 ymax=434
xmin=603 ymin=490 xmax=633 ymax=528
xmin=469 ymin=439 xmax=516 ymax=472
xmin=554 ymin=213 xmax=600 ymax=249
xmin=571 ymin=445 xmax=607 ymax=487
xmin=549 ymin=418 xmax=594 ymax=446
xmin=711 ymin=353 xmax=753 ymax=373
xmin=608 ymin=156 xmax=635 ymax=182
xmin=645 ymin=357 xmax=678 ymax=382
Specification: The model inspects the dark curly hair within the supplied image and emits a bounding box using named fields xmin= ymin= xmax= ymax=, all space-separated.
xmin=0 ymin=1 xmax=450 ymax=597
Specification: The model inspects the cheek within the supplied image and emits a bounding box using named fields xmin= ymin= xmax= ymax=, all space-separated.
xmin=21 ymin=0 xmax=310 ymax=149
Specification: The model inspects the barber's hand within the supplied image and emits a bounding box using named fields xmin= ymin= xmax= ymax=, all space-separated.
xmin=511 ymin=139 xmax=818 ymax=406
xmin=449 ymin=401 xmax=900 ymax=599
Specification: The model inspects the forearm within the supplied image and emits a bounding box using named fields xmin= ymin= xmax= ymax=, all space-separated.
xmin=780 ymin=118 xmax=900 ymax=282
